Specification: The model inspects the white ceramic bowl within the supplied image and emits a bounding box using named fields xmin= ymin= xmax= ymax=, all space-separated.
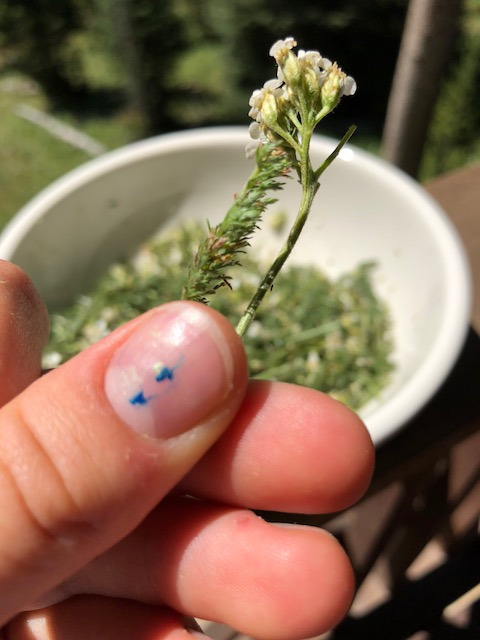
xmin=0 ymin=127 xmax=471 ymax=444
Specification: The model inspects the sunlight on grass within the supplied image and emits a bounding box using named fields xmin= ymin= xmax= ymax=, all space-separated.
xmin=0 ymin=73 xmax=140 ymax=230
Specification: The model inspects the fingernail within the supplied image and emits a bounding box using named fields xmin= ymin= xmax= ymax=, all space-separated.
xmin=105 ymin=302 xmax=234 ymax=438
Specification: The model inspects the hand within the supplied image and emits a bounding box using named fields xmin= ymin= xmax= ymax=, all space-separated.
xmin=0 ymin=260 xmax=374 ymax=640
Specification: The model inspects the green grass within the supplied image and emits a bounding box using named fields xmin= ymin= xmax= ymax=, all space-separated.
xmin=0 ymin=73 xmax=141 ymax=231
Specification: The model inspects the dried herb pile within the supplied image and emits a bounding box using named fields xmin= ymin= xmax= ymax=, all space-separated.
xmin=45 ymin=221 xmax=394 ymax=411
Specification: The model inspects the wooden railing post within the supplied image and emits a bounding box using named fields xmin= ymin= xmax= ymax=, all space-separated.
xmin=381 ymin=0 xmax=463 ymax=177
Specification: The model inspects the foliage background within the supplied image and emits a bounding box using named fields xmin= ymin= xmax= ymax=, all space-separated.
xmin=0 ymin=0 xmax=479 ymax=229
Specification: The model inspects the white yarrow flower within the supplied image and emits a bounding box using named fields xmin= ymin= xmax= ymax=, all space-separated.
xmin=248 ymin=121 xmax=261 ymax=139
xmin=298 ymin=49 xmax=321 ymax=67
xmin=342 ymin=75 xmax=357 ymax=96
xmin=269 ymin=36 xmax=297 ymax=60
xmin=248 ymin=79 xmax=284 ymax=123
xmin=249 ymin=88 xmax=263 ymax=109
xmin=245 ymin=140 xmax=260 ymax=159
xmin=248 ymin=105 xmax=260 ymax=121
xmin=263 ymin=78 xmax=283 ymax=93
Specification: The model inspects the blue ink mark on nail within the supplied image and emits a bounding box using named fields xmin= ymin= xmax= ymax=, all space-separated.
xmin=128 ymin=355 xmax=185 ymax=407
xmin=153 ymin=355 xmax=184 ymax=383
xmin=154 ymin=365 xmax=175 ymax=382
xmin=129 ymin=390 xmax=148 ymax=406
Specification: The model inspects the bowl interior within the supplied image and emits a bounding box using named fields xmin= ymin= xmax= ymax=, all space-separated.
xmin=0 ymin=127 xmax=471 ymax=444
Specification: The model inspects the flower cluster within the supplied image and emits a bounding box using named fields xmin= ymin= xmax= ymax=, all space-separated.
xmin=247 ymin=37 xmax=356 ymax=158
xmin=182 ymin=36 xmax=356 ymax=336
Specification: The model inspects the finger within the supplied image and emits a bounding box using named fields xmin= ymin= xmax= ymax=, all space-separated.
xmin=181 ymin=379 xmax=374 ymax=513
xmin=66 ymin=497 xmax=354 ymax=640
xmin=6 ymin=596 xmax=206 ymax=640
xmin=0 ymin=261 xmax=49 ymax=406
xmin=0 ymin=301 xmax=248 ymax=625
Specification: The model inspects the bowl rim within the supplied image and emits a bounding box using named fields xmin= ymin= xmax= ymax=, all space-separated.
xmin=0 ymin=126 xmax=472 ymax=445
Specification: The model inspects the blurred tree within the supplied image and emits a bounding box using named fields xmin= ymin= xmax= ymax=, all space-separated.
xmin=0 ymin=0 xmax=92 ymax=105
xmin=216 ymin=0 xmax=409 ymax=133
xmin=174 ymin=0 xmax=221 ymax=43
xmin=107 ymin=0 xmax=409 ymax=134
xmin=423 ymin=30 xmax=480 ymax=176
xmin=163 ymin=0 xmax=240 ymax=127
xmin=111 ymin=0 xmax=187 ymax=134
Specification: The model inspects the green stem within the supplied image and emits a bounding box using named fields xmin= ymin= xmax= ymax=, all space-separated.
xmin=288 ymin=319 xmax=340 ymax=344
xmin=313 ymin=125 xmax=357 ymax=180
xmin=286 ymin=109 xmax=303 ymax=132
xmin=236 ymin=136 xmax=318 ymax=337
xmin=270 ymin=123 xmax=302 ymax=155
xmin=236 ymin=125 xmax=356 ymax=338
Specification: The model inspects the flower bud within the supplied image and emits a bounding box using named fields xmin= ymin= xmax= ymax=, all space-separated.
xmin=303 ymin=65 xmax=321 ymax=101
xmin=321 ymin=63 xmax=344 ymax=112
xmin=282 ymin=51 xmax=302 ymax=88
xmin=260 ymin=91 xmax=278 ymax=127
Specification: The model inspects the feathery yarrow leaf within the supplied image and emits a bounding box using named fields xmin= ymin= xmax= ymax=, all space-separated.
xmin=181 ymin=142 xmax=294 ymax=303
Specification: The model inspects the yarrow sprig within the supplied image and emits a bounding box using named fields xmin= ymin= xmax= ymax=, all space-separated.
xmin=182 ymin=37 xmax=357 ymax=337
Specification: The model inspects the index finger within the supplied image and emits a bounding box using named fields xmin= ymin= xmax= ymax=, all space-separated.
xmin=180 ymin=379 xmax=374 ymax=514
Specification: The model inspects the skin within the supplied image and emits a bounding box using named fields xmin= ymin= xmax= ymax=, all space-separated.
xmin=0 ymin=260 xmax=374 ymax=640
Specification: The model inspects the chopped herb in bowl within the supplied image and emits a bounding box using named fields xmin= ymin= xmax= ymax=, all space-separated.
xmin=45 ymin=221 xmax=394 ymax=411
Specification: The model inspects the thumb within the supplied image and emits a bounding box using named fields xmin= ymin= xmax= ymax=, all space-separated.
xmin=0 ymin=301 xmax=247 ymax=624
